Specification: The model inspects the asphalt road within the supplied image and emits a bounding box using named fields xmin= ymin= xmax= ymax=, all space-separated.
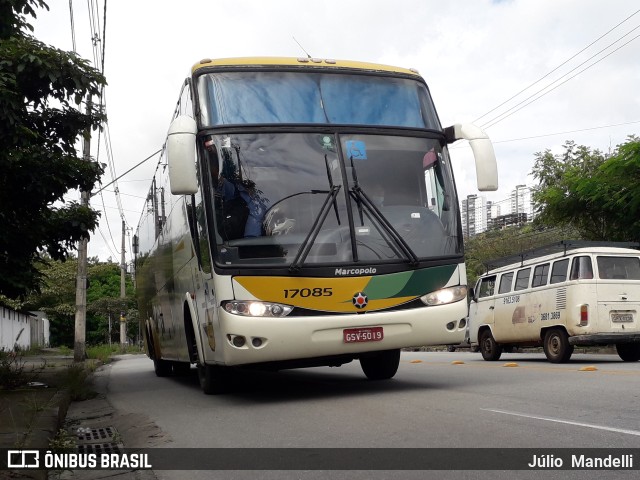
xmin=102 ymin=351 xmax=640 ymax=480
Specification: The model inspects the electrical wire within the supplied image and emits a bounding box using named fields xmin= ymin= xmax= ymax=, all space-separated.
xmin=473 ymin=9 xmax=640 ymax=125
xmin=68 ymin=0 xmax=77 ymax=52
xmin=481 ymin=27 xmax=640 ymax=130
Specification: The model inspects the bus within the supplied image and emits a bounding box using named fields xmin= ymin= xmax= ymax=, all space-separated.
xmin=133 ymin=57 xmax=498 ymax=394
xmin=469 ymin=241 xmax=640 ymax=363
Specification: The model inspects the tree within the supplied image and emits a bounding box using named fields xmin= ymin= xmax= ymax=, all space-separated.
xmin=464 ymin=224 xmax=578 ymax=287
xmin=531 ymin=137 xmax=640 ymax=242
xmin=10 ymin=258 xmax=137 ymax=347
xmin=0 ymin=0 xmax=106 ymax=298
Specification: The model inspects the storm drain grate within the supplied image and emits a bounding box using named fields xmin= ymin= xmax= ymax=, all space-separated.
xmin=74 ymin=426 xmax=122 ymax=455
xmin=76 ymin=426 xmax=117 ymax=443
xmin=77 ymin=442 xmax=123 ymax=455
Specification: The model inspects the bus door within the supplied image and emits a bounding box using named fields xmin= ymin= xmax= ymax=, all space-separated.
xmin=470 ymin=275 xmax=497 ymax=334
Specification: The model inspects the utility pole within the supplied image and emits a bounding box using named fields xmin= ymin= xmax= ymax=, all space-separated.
xmin=120 ymin=219 xmax=127 ymax=350
xmin=74 ymin=99 xmax=92 ymax=363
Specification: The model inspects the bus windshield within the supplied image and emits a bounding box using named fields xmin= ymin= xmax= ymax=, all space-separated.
xmin=197 ymin=71 xmax=440 ymax=129
xmin=202 ymin=132 xmax=461 ymax=268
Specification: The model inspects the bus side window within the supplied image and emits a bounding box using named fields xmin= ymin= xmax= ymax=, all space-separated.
xmin=478 ymin=276 xmax=496 ymax=298
xmin=550 ymin=259 xmax=569 ymax=284
xmin=498 ymin=272 xmax=514 ymax=294
xmin=514 ymin=268 xmax=531 ymax=291
xmin=532 ymin=263 xmax=550 ymax=288
xmin=570 ymin=256 xmax=593 ymax=280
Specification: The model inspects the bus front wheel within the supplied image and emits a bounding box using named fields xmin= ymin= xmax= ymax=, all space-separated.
xmin=543 ymin=329 xmax=573 ymax=363
xmin=198 ymin=364 xmax=231 ymax=394
xmin=153 ymin=359 xmax=172 ymax=377
xmin=616 ymin=343 xmax=640 ymax=362
xmin=479 ymin=329 xmax=502 ymax=361
xmin=360 ymin=349 xmax=401 ymax=380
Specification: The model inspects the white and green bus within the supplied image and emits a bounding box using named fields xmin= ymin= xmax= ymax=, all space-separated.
xmin=134 ymin=57 xmax=498 ymax=394
xmin=469 ymin=241 xmax=640 ymax=363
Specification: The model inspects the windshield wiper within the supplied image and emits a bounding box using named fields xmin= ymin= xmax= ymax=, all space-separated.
xmin=350 ymin=185 xmax=419 ymax=266
xmin=289 ymin=184 xmax=342 ymax=272
xmin=348 ymin=156 xmax=419 ymax=265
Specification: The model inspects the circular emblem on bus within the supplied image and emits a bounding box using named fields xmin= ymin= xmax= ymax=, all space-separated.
xmin=352 ymin=292 xmax=368 ymax=309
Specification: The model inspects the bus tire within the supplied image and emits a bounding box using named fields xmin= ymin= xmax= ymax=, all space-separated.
xmin=616 ymin=343 xmax=640 ymax=362
xmin=198 ymin=364 xmax=231 ymax=394
xmin=172 ymin=361 xmax=192 ymax=375
xmin=153 ymin=359 xmax=172 ymax=377
xmin=360 ymin=349 xmax=401 ymax=380
xmin=479 ymin=329 xmax=502 ymax=361
xmin=543 ymin=328 xmax=573 ymax=363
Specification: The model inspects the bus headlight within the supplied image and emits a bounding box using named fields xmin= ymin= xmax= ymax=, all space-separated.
xmin=222 ymin=301 xmax=293 ymax=317
xmin=420 ymin=286 xmax=467 ymax=306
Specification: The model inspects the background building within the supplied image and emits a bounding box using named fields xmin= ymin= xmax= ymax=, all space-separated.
xmin=462 ymin=185 xmax=536 ymax=237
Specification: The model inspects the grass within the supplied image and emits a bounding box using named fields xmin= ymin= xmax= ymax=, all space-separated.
xmin=86 ymin=343 xmax=143 ymax=363
xmin=0 ymin=348 xmax=44 ymax=390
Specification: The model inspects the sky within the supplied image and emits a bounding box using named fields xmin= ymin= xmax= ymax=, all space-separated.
xmin=31 ymin=0 xmax=640 ymax=265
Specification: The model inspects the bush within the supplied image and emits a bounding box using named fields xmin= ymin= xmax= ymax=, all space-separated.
xmin=0 ymin=349 xmax=41 ymax=390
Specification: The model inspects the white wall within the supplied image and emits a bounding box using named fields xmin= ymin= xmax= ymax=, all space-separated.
xmin=1 ymin=306 xmax=32 ymax=351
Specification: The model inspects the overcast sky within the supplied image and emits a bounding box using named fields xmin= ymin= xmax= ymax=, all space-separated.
xmin=32 ymin=0 xmax=640 ymax=264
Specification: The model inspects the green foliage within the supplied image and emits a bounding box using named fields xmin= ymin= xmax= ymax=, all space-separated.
xmin=59 ymin=364 xmax=96 ymax=401
xmin=0 ymin=348 xmax=42 ymax=389
xmin=0 ymin=0 xmax=107 ymax=298
xmin=11 ymin=259 xmax=137 ymax=347
xmin=531 ymin=137 xmax=640 ymax=242
xmin=87 ymin=343 xmax=142 ymax=363
xmin=464 ymin=225 xmax=579 ymax=287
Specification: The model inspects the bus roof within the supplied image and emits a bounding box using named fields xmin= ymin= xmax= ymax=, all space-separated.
xmin=191 ymin=57 xmax=422 ymax=77
xmin=484 ymin=240 xmax=640 ymax=273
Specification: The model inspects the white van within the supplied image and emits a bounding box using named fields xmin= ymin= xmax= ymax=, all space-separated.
xmin=469 ymin=241 xmax=640 ymax=363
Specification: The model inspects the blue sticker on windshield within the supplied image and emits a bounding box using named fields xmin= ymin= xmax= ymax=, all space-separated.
xmin=345 ymin=140 xmax=367 ymax=160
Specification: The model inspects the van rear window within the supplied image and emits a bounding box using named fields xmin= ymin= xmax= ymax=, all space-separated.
xmin=597 ymin=256 xmax=640 ymax=280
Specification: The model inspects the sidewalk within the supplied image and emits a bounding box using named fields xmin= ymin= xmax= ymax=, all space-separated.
xmin=1 ymin=354 xmax=162 ymax=479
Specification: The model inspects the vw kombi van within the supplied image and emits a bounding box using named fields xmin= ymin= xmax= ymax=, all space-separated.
xmin=469 ymin=241 xmax=640 ymax=363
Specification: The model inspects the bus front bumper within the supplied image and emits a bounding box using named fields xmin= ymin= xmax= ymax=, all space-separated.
xmin=214 ymin=302 xmax=468 ymax=366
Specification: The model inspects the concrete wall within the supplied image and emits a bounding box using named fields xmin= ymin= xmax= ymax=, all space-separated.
xmin=1 ymin=306 xmax=33 ymax=350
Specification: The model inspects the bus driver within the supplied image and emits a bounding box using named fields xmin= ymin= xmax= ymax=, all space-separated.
xmin=204 ymin=137 xmax=267 ymax=239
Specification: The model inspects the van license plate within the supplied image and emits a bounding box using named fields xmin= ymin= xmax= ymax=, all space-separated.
xmin=344 ymin=327 xmax=384 ymax=343
xmin=611 ymin=313 xmax=633 ymax=323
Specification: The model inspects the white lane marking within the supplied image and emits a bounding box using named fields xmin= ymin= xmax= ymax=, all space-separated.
xmin=482 ymin=408 xmax=640 ymax=437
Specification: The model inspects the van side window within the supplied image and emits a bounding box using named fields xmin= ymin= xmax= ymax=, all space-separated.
xmin=498 ymin=272 xmax=514 ymax=294
xmin=570 ymin=256 xmax=593 ymax=280
xmin=478 ymin=276 xmax=497 ymax=298
xmin=550 ymin=259 xmax=569 ymax=284
xmin=532 ymin=263 xmax=550 ymax=287
xmin=514 ymin=268 xmax=531 ymax=291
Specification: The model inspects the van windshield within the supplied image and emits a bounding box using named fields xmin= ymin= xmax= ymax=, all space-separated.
xmin=597 ymin=256 xmax=640 ymax=280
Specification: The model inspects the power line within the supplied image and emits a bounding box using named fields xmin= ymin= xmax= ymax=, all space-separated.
xmin=481 ymin=26 xmax=640 ymax=130
xmin=68 ymin=0 xmax=77 ymax=51
xmin=450 ymin=119 xmax=640 ymax=149
xmin=492 ymin=120 xmax=640 ymax=144
xmin=92 ymin=148 xmax=163 ymax=196
xmin=473 ymin=9 xmax=640 ymax=125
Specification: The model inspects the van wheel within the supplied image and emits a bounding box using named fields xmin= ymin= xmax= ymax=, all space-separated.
xmin=360 ymin=349 xmax=401 ymax=380
xmin=198 ymin=364 xmax=231 ymax=394
xmin=616 ymin=343 xmax=640 ymax=362
xmin=543 ymin=329 xmax=573 ymax=363
xmin=479 ymin=330 xmax=502 ymax=361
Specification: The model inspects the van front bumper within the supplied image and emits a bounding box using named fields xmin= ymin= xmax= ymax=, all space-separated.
xmin=569 ymin=333 xmax=640 ymax=346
